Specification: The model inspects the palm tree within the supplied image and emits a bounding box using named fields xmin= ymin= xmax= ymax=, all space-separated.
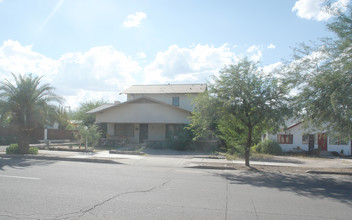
xmin=0 ymin=73 xmax=62 ymax=153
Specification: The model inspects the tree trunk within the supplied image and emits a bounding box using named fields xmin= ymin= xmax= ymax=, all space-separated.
xmin=18 ymin=130 xmax=30 ymax=154
xmin=245 ymin=127 xmax=252 ymax=166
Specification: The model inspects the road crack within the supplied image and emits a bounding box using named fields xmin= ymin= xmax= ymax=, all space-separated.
xmin=56 ymin=180 xmax=170 ymax=219
xmin=251 ymin=199 xmax=259 ymax=220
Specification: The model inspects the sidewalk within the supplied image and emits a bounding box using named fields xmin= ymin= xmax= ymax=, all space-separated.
xmin=1 ymin=149 xmax=352 ymax=175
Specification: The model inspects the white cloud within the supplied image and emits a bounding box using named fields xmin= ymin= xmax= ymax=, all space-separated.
xmin=292 ymin=0 xmax=350 ymax=21
xmin=0 ymin=40 xmax=141 ymax=109
xmin=144 ymin=44 xmax=235 ymax=84
xmin=246 ymin=45 xmax=262 ymax=62
xmin=267 ymin=43 xmax=276 ymax=49
xmin=137 ymin=51 xmax=146 ymax=59
xmin=123 ymin=12 xmax=147 ymax=28
xmin=0 ymin=40 xmax=58 ymax=79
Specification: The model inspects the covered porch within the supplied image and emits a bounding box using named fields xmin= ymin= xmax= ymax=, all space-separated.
xmin=90 ymin=97 xmax=191 ymax=145
xmin=106 ymin=123 xmax=186 ymax=144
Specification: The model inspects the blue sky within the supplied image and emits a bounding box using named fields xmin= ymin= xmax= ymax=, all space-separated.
xmin=0 ymin=0 xmax=350 ymax=109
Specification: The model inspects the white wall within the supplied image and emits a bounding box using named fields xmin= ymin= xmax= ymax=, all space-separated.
xmin=268 ymin=124 xmax=310 ymax=152
xmin=327 ymin=140 xmax=351 ymax=155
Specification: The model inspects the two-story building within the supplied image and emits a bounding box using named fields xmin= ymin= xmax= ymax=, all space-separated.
xmin=87 ymin=84 xmax=207 ymax=144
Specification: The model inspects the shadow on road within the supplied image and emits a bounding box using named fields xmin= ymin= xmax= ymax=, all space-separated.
xmin=0 ymin=158 xmax=56 ymax=170
xmin=219 ymin=171 xmax=352 ymax=205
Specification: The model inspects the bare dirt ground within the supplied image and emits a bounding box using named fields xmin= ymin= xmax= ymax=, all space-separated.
xmin=196 ymin=154 xmax=352 ymax=174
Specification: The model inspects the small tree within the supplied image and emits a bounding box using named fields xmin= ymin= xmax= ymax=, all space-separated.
xmin=190 ymin=59 xmax=290 ymax=166
xmin=76 ymin=124 xmax=101 ymax=150
xmin=0 ymin=73 xmax=62 ymax=153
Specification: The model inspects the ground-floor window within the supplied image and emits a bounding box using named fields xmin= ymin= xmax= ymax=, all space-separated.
xmin=277 ymin=134 xmax=293 ymax=144
xmin=115 ymin=124 xmax=134 ymax=137
xmin=302 ymin=134 xmax=309 ymax=144
xmin=329 ymin=135 xmax=348 ymax=145
xmin=166 ymin=124 xmax=184 ymax=139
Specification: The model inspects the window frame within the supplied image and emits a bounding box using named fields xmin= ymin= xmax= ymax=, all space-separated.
xmin=302 ymin=134 xmax=309 ymax=144
xmin=329 ymin=135 xmax=348 ymax=145
xmin=172 ymin=96 xmax=180 ymax=107
xmin=115 ymin=124 xmax=134 ymax=137
xmin=277 ymin=134 xmax=293 ymax=144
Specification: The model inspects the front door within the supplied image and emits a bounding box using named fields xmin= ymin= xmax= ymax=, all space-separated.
xmin=139 ymin=124 xmax=148 ymax=143
xmin=318 ymin=133 xmax=327 ymax=151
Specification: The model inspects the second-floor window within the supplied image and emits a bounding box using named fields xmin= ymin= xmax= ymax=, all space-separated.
xmin=172 ymin=97 xmax=179 ymax=106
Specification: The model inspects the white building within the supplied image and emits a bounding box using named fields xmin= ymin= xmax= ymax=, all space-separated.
xmin=267 ymin=122 xmax=351 ymax=155
xmin=87 ymin=84 xmax=207 ymax=144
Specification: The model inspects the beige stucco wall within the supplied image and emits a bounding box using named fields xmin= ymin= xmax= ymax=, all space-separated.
xmin=127 ymin=94 xmax=196 ymax=111
xmin=148 ymin=124 xmax=165 ymax=141
xmin=95 ymin=102 xmax=191 ymax=124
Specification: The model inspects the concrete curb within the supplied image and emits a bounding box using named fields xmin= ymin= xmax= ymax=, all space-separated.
xmin=109 ymin=150 xmax=145 ymax=155
xmin=305 ymin=170 xmax=352 ymax=176
xmin=1 ymin=153 xmax=351 ymax=176
xmin=0 ymin=154 xmax=121 ymax=164
xmin=187 ymin=165 xmax=236 ymax=170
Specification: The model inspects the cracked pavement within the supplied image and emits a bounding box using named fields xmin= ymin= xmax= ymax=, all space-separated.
xmin=0 ymin=157 xmax=351 ymax=219
xmin=53 ymin=180 xmax=171 ymax=220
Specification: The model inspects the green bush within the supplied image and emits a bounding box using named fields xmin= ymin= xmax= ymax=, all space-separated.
xmin=6 ymin=144 xmax=19 ymax=154
xmin=166 ymin=127 xmax=193 ymax=151
xmin=255 ymin=140 xmax=282 ymax=155
xmin=28 ymin=147 xmax=39 ymax=154
xmin=6 ymin=144 xmax=39 ymax=154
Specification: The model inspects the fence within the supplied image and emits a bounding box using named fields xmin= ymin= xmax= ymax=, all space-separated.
xmin=0 ymin=127 xmax=76 ymax=144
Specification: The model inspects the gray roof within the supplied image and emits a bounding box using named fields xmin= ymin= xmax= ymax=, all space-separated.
xmin=86 ymin=104 xmax=115 ymax=114
xmin=123 ymin=84 xmax=207 ymax=94
xmin=86 ymin=97 xmax=190 ymax=114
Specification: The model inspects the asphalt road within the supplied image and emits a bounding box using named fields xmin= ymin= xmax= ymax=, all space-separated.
xmin=0 ymin=158 xmax=351 ymax=220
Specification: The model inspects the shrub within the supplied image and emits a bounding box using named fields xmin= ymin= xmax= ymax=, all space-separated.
xmin=166 ymin=127 xmax=193 ymax=151
xmin=28 ymin=147 xmax=39 ymax=154
xmin=255 ymin=140 xmax=282 ymax=155
xmin=6 ymin=144 xmax=19 ymax=154
xmin=6 ymin=144 xmax=39 ymax=154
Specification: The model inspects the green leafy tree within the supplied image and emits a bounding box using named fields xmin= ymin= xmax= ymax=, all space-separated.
xmin=72 ymin=100 xmax=106 ymax=126
xmin=0 ymin=73 xmax=62 ymax=153
xmin=285 ymin=7 xmax=352 ymax=137
xmin=189 ymin=91 xmax=220 ymax=140
xmin=190 ymin=59 xmax=290 ymax=166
